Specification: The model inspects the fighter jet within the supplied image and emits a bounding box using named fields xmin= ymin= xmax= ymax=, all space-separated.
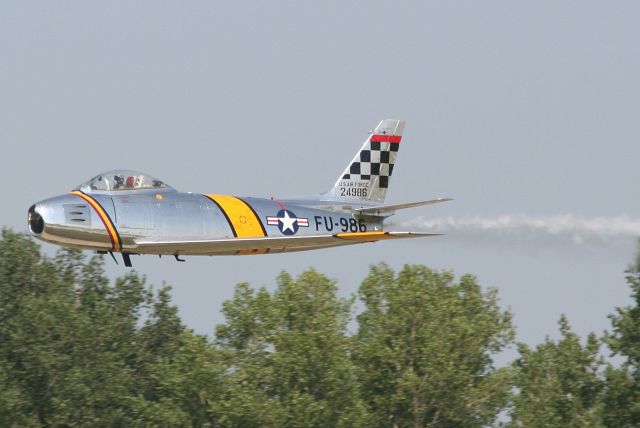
xmin=28 ymin=119 xmax=450 ymax=266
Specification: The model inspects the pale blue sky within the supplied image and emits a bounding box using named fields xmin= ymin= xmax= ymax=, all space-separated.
xmin=2 ymin=2 xmax=639 ymax=353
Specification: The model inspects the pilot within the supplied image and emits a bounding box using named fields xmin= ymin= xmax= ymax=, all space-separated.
xmin=113 ymin=175 xmax=124 ymax=189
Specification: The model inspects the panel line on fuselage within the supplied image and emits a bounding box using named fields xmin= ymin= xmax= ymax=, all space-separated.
xmin=70 ymin=191 xmax=122 ymax=251
xmin=202 ymin=194 xmax=267 ymax=239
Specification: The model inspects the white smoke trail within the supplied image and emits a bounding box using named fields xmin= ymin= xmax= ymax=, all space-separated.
xmin=394 ymin=214 xmax=640 ymax=252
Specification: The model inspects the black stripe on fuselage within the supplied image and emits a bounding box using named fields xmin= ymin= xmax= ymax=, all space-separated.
xmin=238 ymin=197 xmax=268 ymax=236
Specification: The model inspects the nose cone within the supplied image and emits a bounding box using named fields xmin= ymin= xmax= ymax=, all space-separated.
xmin=27 ymin=194 xmax=80 ymax=239
xmin=28 ymin=204 xmax=44 ymax=235
xmin=27 ymin=193 xmax=116 ymax=251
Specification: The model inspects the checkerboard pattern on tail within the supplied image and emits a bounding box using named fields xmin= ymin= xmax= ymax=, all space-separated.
xmin=323 ymin=119 xmax=405 ymax=204
xmin=341 ymin=138 xmax=400 ymax=189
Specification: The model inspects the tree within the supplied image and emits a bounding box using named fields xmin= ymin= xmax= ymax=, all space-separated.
xmin=215 ymin=269 xmax=370 ymax=428
xmin=601 ymin=250 xmax=640 ymax=427
xmin=352 ymin=263 xmax=514 ymax=428
xmin=509 ymin=316 xmax=604 ymax=427
xmin=0 ymin=230 xmax=226 ymax=426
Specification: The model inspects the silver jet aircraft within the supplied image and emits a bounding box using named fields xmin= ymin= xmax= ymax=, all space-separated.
xmin=28 ymin=119 xmax=450 ymax=266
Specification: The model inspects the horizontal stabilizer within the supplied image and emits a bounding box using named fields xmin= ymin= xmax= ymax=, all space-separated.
xmin=354 ymin=197 xmax=452 ymax=216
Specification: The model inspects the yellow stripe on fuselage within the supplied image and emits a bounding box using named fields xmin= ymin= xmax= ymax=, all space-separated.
xmin=70 ymin=191 xmax=122 ymax=251
xmin=205 ymin=194 xmax=266 ymax=238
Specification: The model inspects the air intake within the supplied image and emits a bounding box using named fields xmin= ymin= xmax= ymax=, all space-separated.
xmin=28 ymin=205 xmax=44 ymax=235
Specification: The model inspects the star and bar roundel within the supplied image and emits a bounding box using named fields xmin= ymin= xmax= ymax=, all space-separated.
xmin=266 ymin=209 xmax=309 ymax=235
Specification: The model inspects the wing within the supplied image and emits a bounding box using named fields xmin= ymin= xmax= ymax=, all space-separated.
xmin=132 ymin=231 xmax=440 ymax=255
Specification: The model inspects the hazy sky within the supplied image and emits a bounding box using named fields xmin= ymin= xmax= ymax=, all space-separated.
xmin=2 ymin=2 xmax=639 ymax=356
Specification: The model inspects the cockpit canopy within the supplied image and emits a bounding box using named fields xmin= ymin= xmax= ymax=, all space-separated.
xmin=75 ymin=170 xmax=175 ymax=193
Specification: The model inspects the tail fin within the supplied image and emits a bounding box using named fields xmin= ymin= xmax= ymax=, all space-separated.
xmin=324 ymin=119 xmax=405 ymax=204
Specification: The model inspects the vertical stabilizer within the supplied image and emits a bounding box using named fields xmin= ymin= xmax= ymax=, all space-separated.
xmin=323 ymin=119 xmax=405 ymax=204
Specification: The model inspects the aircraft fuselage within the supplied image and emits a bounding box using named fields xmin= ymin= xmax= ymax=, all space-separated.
xmin=30 ymin=189 xmax=384 ymax=256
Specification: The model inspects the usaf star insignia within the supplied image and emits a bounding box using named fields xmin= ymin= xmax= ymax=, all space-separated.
xmin=266 ymin=209 xmax=309 ymax=235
